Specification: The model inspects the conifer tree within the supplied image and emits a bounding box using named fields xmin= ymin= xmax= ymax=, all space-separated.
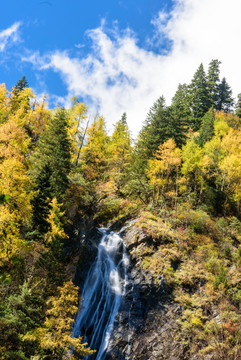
xmin=207 ymin=59 xmax=221 ymax=108
xmin=171 ymin=83 xmax=191 ymax=121
xmin=217 ymin=77 xmax=234 ymax=112
xmin=67 ymin=97 xmax=88 ymax=167
xmin=167 ymin=104 xmax=187 ymax=148
xmin=11 ymin=76 xmax=30 ymax=113
xmin=23 ymin=281 xmax=95 ymax=359
xmin=188 ymin=63 xmax=211 ymax=130
xmin=81 ymin=116 xmax=109 ymax=181
xmin=196 ymin=108 xmax=215 ymax=147
xmin=31 ymin=108 xmax=71 ymax=232
xmin=235 ymin=93 xmax=241 ymax=118
xmin=108 ymin=113 xmax=132 ymax=193
xmin=13 ymin=76 xmax=28 ymax=94
xmin=137 ymin=96 xmax=171 ymax=159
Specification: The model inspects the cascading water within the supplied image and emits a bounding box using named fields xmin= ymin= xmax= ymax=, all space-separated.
xmin=73 ymin=229 xmax=129 ymax=359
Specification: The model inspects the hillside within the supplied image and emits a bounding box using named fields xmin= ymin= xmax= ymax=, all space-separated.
xmin=1 ymin=60 xmax=241 ymax=359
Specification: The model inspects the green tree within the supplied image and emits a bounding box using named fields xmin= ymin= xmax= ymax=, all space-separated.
xmin=137 ymin=96 xmax=185 ymax=160
xmin=171 ymin=83 xmax=190 ymax=123
xmin=167 ymin=104 xmax=187 ymax=148
xmin=13 ymin=76 xmax=28 ymax=94
xmin=11 ymin=76 xmax=30 ymax=114
xmin=217 ymin=77 xmax=234 ymax=112
xmin=188 ymin=63 xmax=211 ymax=130
xmin=0 ymin=281 xmax=43 ymax=359
xmin=30 ymin=108 xmax=71 ymax=232
xmin=137 ymin=96 xmax=167 ymax=159
xmin=196 ymin=108 xmax=215 ymax=147
xmin=235 ymin=93 xmax=241 ymax=118
xmin=122 ymin=148 xmax=152 ymax=204
xmin=207 ymin=59 xmax=221 ymax=108
xmin=182 ymin=139 xmax=204 ymax=202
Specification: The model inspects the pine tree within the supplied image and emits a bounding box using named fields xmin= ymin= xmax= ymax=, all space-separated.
xmin=168 ymin=105 xmax=187 ymax=148
xmin=196 ymin=108 xmax=215 ymax=147
xmin=235 ymin=93 xmax=241 ymax=118
xmin=12 ymin=76 xmax=28 ymax=94
xmin=188 ymin=63 xmax=211 ymax=130
xmin=207 ymin=59 xmax=221 ymax=108
xmin=31 ymin=164 xmax=52 ymax=233
xmin=171 ymin=83 xmax=191 ymax=121
xmin=217 ymin=77 xmax=234 ymax=112
xmin=11 ymin=76 xmax=30 ymax=113
xmin=30 ymin=108 xmax=71 ymax=232
xmin=137 ymin=97 xmax=170 ymax=159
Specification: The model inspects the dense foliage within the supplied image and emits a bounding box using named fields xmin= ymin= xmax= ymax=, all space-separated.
xmin=1 ymin=60 xmax=241 ymax=359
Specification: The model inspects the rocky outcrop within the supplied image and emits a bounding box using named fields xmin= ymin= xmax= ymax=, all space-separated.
xmin=74 ymin=227 xmax=102 ymax=288
xmin=74 ymin=219 xmax=188 ymax=359
xmin=106 ymin=220 xmax=188 ymax=360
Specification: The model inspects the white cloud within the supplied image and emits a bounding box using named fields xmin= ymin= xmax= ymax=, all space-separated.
xmin=23 ymin=0 xmax=241 ymax=137
xmin=0 ymin=22 xmax=21 ymax=52
xmin=30 ymin=29 xmax=167 ymax=137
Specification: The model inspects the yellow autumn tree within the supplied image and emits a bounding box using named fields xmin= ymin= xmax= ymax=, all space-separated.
xmin=0 ymin=115 xmax=33 ymax=264
xmin=107 ymin=113 xmax=132 ymax=194
xmin=147 ymin=139 xmax=181 ymax=206
xmin=219 ymin=128 xmax=241 ymax=212
xmin=68 ymin=98 xmax=88 ymax=166
xmin=81 ymin=116 xmax=109 ymax=181
xmin=0 ymin=83 xmax=10 ymax=124
xmin=24 ymin=281 xmax=95 ymax=359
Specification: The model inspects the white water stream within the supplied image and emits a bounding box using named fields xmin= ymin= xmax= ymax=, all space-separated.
xmin=73 ymin=229 xmax=129 ymax=359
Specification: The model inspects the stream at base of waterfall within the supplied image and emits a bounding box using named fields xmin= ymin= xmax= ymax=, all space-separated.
xmin=73 ymin=229 xmax=130 ymax=359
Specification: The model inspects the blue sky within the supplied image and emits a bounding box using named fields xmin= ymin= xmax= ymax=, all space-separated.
xmin=1 ymin=0 xmax=241 ymax=137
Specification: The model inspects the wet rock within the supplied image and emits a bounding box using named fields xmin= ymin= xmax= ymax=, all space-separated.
xmin=106 ymin=219 xmax=188 ymax=360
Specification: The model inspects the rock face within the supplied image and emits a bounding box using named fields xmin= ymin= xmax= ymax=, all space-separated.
xmin=74 ymin=227 xmax=102 ymax=288
xmin=74 ymin=220 xmax=187 ymax=359
xmin=105 ymin=220 xmax=187 ymax=360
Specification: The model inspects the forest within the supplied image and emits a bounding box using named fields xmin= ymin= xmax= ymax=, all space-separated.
xmin=1 ymin=59 xmax=241 ymax=359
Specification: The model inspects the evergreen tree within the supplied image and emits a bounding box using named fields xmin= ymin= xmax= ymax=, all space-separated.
xmin=188 ymin=63 xmax=211 ymax=130
xmin=217 ymin=77 xmax=234 ymax=112
xmin=11 ymin=76 xmax=30 ymax=113
xmin=235 ymin=93 xmax=241 ymax=118
xmin=1 ymin=282 xmax=43 ymax=359
xmin=12 ymin=76 xmax=29 ymax=95
xmin=137 ymin=96 xmax=171 ymax=159
xmin=31 ymin=164 xmax=52 ymax=233
xmin=168 ymin=104 xmax=187 ymax=148
xmin=171 ymin=83 xmax=191 ymax=121
xmin=122 ymin=147 xmax=152 ymax=204
xmin=207 ymin=59 xmax=221 ymax=108
xmin=31 ymin=108 xmax=71 ymax=231
xmin=196 ymin=108 xmax=215 ymax=147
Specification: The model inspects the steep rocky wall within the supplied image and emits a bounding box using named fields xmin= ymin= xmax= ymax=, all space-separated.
xmin=74 ymin=220 xmax=188 ymax=359
xmin=106 ymin=220 xmax=188 ymax=360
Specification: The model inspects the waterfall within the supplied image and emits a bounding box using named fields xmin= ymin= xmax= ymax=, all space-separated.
xmin=73 ymin=229 xmax=129 ymax=359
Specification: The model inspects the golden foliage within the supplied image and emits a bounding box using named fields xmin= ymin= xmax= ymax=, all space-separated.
xmin=24 ymin=281 xmax=95 ymax=359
